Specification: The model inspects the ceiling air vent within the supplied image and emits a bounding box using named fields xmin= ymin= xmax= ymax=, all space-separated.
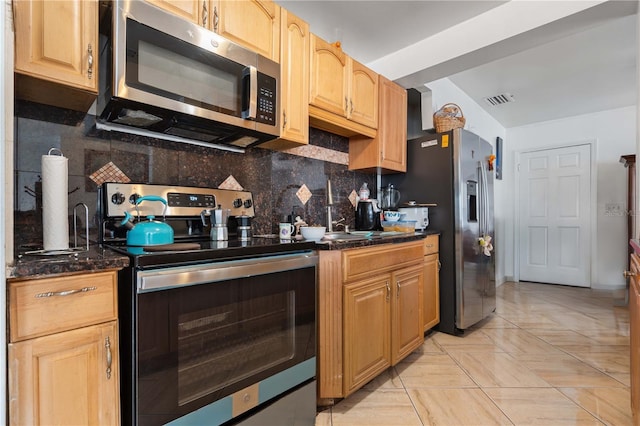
xmin=483 ymin=93 xmax=515 ymax=106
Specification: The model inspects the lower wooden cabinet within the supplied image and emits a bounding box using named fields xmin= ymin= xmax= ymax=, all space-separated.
xmin=391 ymin=264 xmax=424 ymax=365
xmin=630 ymin=253 xmax=640 ymax=424
xmin=318 ymin=240 xmax=425 ymax=399
xmin=8 ymin=271 xmax=120 ymax=425
xmin=9 ymin=322 xmax=120 ymax=425
xmin=343 ymin=274 xmax=391 ymax=395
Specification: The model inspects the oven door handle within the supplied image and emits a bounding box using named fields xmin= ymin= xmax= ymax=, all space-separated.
xmin=137 ymin=252 xmax=318 ymax=292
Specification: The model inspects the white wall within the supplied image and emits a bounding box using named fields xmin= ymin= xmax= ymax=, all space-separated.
xmin=426 ymin=78 xmax=508 ymax=286
xmin=425 ymin=77 xmax=635 ymax=290
xmin=506 ymin=106 xmax=636 ymax=290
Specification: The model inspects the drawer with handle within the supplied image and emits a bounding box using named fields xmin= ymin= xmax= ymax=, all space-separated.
xmin=10 ymin=271 xmax=118 ymax=342
xmin=424 ymin=235 xmax=439 ymax=255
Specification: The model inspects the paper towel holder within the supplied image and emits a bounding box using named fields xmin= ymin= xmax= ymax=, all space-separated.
xmin=24 ymin=203 xmax=90 ymax=256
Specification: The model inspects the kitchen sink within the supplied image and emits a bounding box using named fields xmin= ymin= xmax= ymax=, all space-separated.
xmin=320 ymin=230 xmax=408 ymax=243
xmin=322 ymin=232 xmax=372 ymax=241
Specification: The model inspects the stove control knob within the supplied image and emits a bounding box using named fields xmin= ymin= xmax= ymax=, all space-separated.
xmin=243 ymin=199 xmax=253 ymax=209
xmin=233 ymin=198 xmax=243 ymax=208
xmin=129 ymin=194 xmax=140 ymax=204
xmin=111 ymin=192 xmax=125 ymax=205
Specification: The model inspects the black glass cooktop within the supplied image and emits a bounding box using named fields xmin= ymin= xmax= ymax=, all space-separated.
xmin=105 ymin=237 xmax=316 ymax=269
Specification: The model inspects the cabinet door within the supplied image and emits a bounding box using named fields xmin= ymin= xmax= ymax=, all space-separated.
xmin=9 ymin=322 xmax=120 ymax=426
xmin=348 ymin=75 xmax=407 ymax=173
xmin=309 ymin=34 xmax=349 ymax=117
xmin=349 ymin=59 xmax=378 ymax=129
xmin=211 ymin=0 xmax=280 ymax=62
xmin=378 ymin=76 xmax=407 ymax=171
xmin=343 ymin=275 xmax=391 ymax=396
xmin=423 ymin=253 xmax=440 ymax=331
xmin=14 ymin=0 xmax=98 ymax=92
xmin=391 ymin=264 xmax=424 ymax=365
xmin=631 ymin=253 xmax=640 ymax=423
xmin=272 ymin=9 xmax=309 ymax=147
xmin=145 ymin=0 xmax=203 ymax=25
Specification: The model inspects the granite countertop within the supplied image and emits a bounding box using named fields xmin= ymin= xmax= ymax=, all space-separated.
xmin=313 ymin=230 xmax=439 ymax=250
xmin=7 ymin=244 xmax=130 ymax=280
xmin=6 ymin=232 xmax=439 ymax=280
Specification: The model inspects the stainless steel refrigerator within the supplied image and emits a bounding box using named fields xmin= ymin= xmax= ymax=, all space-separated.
xmin=383 ymin=128 xmax=496 ymax=335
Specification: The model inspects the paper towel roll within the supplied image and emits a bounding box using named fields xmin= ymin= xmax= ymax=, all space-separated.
xmin=41 ymin=148 xmax=69 ymax=250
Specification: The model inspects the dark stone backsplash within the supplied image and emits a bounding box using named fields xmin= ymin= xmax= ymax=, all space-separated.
xmin=14 ymin=101 xmax=376 ymax=246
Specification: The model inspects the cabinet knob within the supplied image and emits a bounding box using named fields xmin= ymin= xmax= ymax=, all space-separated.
xmin=624 ymin=270 xmax=636 ymax=278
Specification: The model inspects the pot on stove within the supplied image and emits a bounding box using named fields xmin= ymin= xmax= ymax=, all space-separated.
xmin=120 ymin=195 xmax=174 ymax=246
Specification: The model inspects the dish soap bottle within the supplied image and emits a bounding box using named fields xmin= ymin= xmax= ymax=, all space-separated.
xmin=358 ymin=183 xmax=370 ymax=200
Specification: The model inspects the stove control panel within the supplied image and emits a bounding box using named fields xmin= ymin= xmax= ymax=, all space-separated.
xmin=101 ymin=183 xmax=255 ymax=218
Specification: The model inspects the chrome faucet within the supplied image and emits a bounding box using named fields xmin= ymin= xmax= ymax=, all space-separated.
xmin=332 ymin=218 xmax=348 ymax=232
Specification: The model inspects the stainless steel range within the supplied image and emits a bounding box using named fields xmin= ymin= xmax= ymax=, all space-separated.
xmin=98 ymin=183 xmax=317 ymax=426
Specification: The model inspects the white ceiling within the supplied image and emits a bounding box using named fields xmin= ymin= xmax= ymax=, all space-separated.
xmin=276 ymin=0 xmax=638 ymax=128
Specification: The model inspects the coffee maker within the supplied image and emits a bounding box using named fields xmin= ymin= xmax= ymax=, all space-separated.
xmin=355 ymin=199 xmax=381 ymax=230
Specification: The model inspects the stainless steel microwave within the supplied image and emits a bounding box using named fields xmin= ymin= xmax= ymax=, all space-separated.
xmin=96 ymin=0 xmax=280 ymax=152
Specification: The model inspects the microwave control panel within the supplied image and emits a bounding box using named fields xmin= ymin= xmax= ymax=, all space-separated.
xmin=256 ymin=73 xmax=276 ymax=126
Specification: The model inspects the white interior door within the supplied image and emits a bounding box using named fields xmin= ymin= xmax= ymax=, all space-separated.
xmin=518 ymin=144 xmax=591 ymax=287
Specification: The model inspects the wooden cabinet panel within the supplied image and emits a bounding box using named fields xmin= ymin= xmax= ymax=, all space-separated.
xmin=343 ymin=275 xmax=391 ymax=395
xmin=343 ymin=240 xmax=423 ymax=282
xmin=260 ymin=9 xmax=309 ymax=149
xmin=145 ymin=0 xmax=203 ymax=25
xmin=423 ymin=253 xmax=440 ymax=331
xmin=630 ymin=253 xmax=640 ymax=424
xmin=9 ymin=322 xmax=120 ymax=426
xmin=10 ymin=271 xmax=118 ymax=342
xmin=309 ymin=34 xmax=348 ymax=116
xmin=349 ymin=75 xmax=407 ymax=173
xmin=317 ymin=251 xmax=343 ymax=399
xmin=14 ymin=0 xmax=98 ymax=92
xmin=391 ymin=264 xmax=424 ymax=365
xmin=424 ymin=234 xmax=439 ymax=255
xmin=212 ymin=0 xmax=280 ymax=62
xmin=349 ymin=59 xmax=378 ymax=128
xmin=309 ymin=33 xmax=379 ymax=138
xmin=319 ymin=240 xmax=427 ymax=400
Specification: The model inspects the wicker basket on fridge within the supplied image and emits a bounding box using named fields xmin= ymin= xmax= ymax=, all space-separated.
xmin=433 ymin=103 xmax=466 ymax=133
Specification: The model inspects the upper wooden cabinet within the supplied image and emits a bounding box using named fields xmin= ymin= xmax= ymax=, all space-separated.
xmin=260 ymin=9 xmax=310 ymax=150
xmin=349 ymin=75 xmax=408 ymax=173
xmin=349 ymin=59 xmax=379 ymax=129
xmin=145 ymin=0 xmax=204 ymax=24
xmin=14 ymin=0 xmax=99 ymax=111
xmin=211 ymin=0 xmax=281 ymax=62
xmin=309 ymin=34 xmax=378 ymax=138
xmin=147 ymin=0 xmax=281 ymax=62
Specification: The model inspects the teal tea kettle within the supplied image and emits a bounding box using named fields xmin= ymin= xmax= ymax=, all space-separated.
xmin=120 ymin=196 xmax=174 ymax=246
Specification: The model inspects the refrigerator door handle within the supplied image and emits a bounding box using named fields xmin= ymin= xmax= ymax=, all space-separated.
xmin=478 ymin=161 xmax=484 ymax=236
xmin=480 ymin=160 xmax=489 ymax=237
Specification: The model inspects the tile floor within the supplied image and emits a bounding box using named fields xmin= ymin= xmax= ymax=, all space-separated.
xmin=315 ymin=281 xmax=632 ymax=425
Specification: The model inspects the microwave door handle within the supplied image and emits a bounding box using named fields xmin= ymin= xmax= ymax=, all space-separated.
xmin=243 ymin=65 xmax=258 ymax=120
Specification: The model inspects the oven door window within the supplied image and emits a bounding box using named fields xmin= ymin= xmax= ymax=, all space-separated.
xmin=125 ymin=19 xmax=243 ymax=117
xmin=136 ymin=266 xmax=315 ymax=424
